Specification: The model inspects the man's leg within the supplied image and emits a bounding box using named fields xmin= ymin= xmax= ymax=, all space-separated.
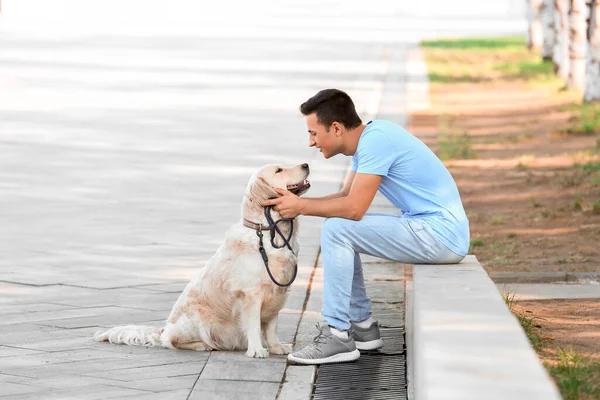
xmin=287 ymin=213 xmax=462 ymax=365
xmin=349 ymin=253 xmax=371 ymax=323
xmin=320 ymin=213 xmax=463 ymax=330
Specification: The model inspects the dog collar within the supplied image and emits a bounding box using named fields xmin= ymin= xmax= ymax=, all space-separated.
xmin=242 ymin=219 xmax=270 ymax=231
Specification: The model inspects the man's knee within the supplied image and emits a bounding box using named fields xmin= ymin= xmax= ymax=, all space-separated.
xmin=321 ymin=217 xmax=354 ymax=241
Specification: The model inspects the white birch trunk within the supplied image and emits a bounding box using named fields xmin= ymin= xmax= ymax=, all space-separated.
xmin=554 ymin=0 xmax=571 ymax=79
xmin=542 ymin=0 xmax=556 ymax=60
xmin=585 ymin=0 xmax=600 ymax=100
xmin=528 ymin=0 xmax=545 ymax=51
xmin=569 ymin=0 xmax=587 ymax=90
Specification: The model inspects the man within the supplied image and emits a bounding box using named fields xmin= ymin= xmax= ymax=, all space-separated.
xmin=265 ymin=88 xmax=469 ymax=365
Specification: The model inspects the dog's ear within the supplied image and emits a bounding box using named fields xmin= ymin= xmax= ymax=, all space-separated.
xmin=248 ymin=176 xmax=277 ymax=203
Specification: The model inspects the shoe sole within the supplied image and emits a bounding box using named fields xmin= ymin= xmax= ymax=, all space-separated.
xmin=355 ymin=339 xmax=384 ymax=351
xmin=287 ymin=349 xmax=360 ymax=365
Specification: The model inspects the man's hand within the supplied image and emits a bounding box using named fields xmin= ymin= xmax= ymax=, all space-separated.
xmin=264 ymin=188 xmax=303 ymax=218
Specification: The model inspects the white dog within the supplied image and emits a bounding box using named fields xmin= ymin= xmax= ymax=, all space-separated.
xmin=94 ymin=163 xmax=310 ymax=358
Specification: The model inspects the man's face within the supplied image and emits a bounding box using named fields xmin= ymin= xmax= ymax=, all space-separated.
xmin=305 ymin=113 xmax=339 ymax=159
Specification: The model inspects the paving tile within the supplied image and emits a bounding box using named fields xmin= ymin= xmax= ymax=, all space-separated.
xmin=278 ymin=366 xmax=316 ymax=400
xmin=199 ymin=358 xmax=286 ymax=382
xmin=4 ymin=357 xmax=136 ymax=379
xmin=84 ymin=360 xmax=207 ymax=382
xmin=0 ymin=346 xmax=44 ymax=358
xmin=114 ymin=389 xmax=190 ymax=400
xmin=0 ymin=384 xmax=152 ymax=400
xmin=102 ymin=375 xmax=197 ymax=392
xmin=25 ymin=375 xmax=118 ymax=390
xmin=0 ymin=373 xmax=34 ymax=385
xmin=8 ymin=337 xmax=98 ymax=352
xmin=131 ymin=282 xmax=188 ymax=293
xmin=0 ymin=382 xmax=43 ymax=396
xmin=189 ymin=380 xmax=280 ymax=400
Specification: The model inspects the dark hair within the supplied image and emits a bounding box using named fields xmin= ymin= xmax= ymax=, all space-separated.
xmin=299 ymin=89 xmax=362 ymax=129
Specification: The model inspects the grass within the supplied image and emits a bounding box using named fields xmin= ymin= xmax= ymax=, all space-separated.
xmin=490 ymin=216 xmax=506 ymax=225
xmin=594 ymin=199 xmax=600 ymax=215
xmin=503 ymin=291 xmax=600 ymax=399
xmin=577 ymin=161 xmax=600 ymax=171
xmin=502 ymin=291 xmax=545 ymax=352
xmin=567 ymin=103 xmax=600 ymax=135
xmin=494 ymin=59 xmax=556 ymax=82
xmin=541 ymin=209 xmax=559 ymax=219
xmin=574 ymin=162 xmax=600 ymax=187
xmin=438 ymin=133 xmax=477 ymax=160
xmin=421 ymin=36 xmax=525 ymax=50
xmin=480 ymin=133 xmax=534 ymax=147
xmin=468 ymin=239 xmax=484 ymax=253
xmin=573 ymin=195 xmax=584 ymax=211
xmin=547 ymin=348 xmax=600 ymax=400
xmin=561 ymin=170 xmax=588 ymax=187
xmin=421 ymin=36 xmax=561 ymax=86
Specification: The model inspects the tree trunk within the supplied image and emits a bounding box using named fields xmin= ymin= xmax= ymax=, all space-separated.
xmin=542 ymin=0 xmax=556 ymax=60
xmin=569 ymin=0 xmax=587 ymax=90
xmin=528 ymin=0 xmax=545 ymax=51
xmin=585 ymin=0 xmax=600 ymax=100
xmin=554 ymin=0 xmax=571 ymax=79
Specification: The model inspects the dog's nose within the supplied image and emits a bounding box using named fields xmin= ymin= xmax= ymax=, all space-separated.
xmin=301 ymin=163 xmax=309 ymax=170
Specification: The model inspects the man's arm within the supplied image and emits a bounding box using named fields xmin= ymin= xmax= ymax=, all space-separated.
xmin=265 ymin=172 xmax=381 ymax=221
xmin=307 ymin=171 xmax=356 ymax=201
xmin=299 ymin=172 xmax=381 ymax=220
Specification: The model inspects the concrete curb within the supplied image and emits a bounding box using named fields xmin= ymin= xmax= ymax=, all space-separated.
xmin=410 ymin=256 xmax=562 ymax=400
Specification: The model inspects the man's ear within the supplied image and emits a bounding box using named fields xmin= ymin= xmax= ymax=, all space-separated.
xmin=331 ymin=121 xmax=343 ymax=136
xmin=248 ymin=177 xmax=278 ymax=203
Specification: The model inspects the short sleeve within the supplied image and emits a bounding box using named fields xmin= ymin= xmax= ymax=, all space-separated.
xmin=355 ymin=130 xmax=396 ymax=176
xmin=351 ymin=155 xmax=358 ymax=172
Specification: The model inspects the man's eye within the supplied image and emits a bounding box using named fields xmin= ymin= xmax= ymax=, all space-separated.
xmin=275 ymin=168 xmax=283 ymax=173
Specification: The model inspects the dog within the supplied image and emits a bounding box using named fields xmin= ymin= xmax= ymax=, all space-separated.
xmin=94 ymin=163 xmax=310 ymax=358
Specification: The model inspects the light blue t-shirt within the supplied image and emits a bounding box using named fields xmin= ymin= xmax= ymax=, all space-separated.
xmin=351 ymin=120 xmax=470 ymax=256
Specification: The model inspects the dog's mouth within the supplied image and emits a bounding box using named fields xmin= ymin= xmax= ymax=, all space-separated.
xmin=287 ymin=180 xmax=311 ymax=196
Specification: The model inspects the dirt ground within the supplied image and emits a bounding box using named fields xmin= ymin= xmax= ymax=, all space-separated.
xmin=409 ymin=83 xmax=600 ymax=274
xmin=408 ymin=71 xmax=600 ymax=363
xmin=513 ymin=299 xmax=600 ymax=361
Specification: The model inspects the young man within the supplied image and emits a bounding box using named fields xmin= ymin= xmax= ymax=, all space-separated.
xmin=265 ymin=88 xmax=470 ymax=365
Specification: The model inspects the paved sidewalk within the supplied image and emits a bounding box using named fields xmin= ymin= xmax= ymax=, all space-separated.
xmin=498 ymin=282 xmax=600 ymax=301
xmin=0 ymin=1 xmax=526 ymax=399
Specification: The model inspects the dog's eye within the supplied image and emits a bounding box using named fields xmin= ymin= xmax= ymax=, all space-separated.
xmin=275 ymin=168 xmax=283 ymax=173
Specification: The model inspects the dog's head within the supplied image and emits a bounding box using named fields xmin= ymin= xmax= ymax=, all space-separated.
xmin=245 ymin=163 xmax=311 ymax=205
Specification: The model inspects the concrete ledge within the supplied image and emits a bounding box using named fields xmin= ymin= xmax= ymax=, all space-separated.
xmin=408 ymin=255 xmax=561 ymax=400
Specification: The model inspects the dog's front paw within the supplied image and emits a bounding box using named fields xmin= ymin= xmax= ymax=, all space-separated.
xmin=246 ymin=347 xmax=269 ymax=358
xmin=269 ymin=343 xmax=292 ymax=355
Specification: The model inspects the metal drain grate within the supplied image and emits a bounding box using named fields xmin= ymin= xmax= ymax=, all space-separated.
xmin=373 ymin=328 xmax=405 ymax=355
xmin=312 ymin=329 xmax=406 ymax=400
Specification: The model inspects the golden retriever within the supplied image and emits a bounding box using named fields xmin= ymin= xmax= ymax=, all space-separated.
xmin=94 ymin=163 xmax=310 ymax=358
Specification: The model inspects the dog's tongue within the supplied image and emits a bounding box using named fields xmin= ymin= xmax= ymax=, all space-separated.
xmin=287 ymin=180 xmax=310 ymax=194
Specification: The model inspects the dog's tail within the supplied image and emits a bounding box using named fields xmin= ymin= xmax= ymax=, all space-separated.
xmin=93 ymin=325 xmax=164 ymax=347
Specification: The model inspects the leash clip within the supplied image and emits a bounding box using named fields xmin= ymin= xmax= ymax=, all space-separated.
xmin=258 ymin=246 xmax=269 ymax=264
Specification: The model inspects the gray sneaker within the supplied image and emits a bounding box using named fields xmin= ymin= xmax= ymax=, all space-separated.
xmin=351 ymin=320 xmax=384 ymax=350
xmin=287 ymin=324 xmax=360 ymax=365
